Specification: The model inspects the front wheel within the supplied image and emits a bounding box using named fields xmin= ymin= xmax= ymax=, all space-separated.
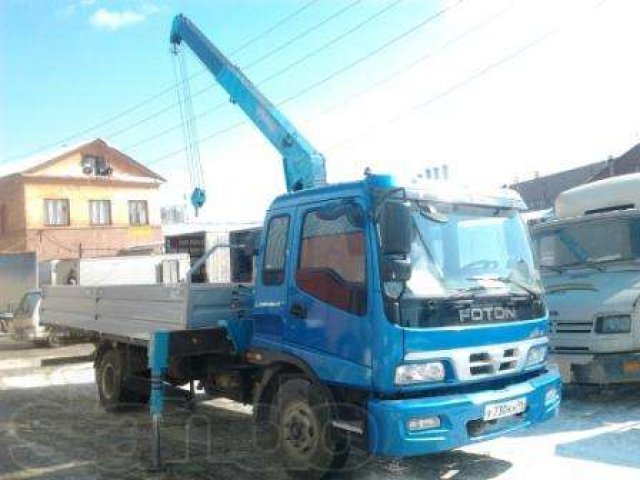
xmin=275 ymin=378 xmax=350 ymax=479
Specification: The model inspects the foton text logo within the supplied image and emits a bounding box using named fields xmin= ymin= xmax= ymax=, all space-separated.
xmin=459 ymin=306 xmax=517 ymax=323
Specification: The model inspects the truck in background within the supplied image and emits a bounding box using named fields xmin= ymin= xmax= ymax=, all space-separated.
xmin=164 ymin=225 xmax=261 ymax=283
xmin=531 ymin=172 xmax=640 ymax=383
xmin=8 ymin=253 xmax=190 ymax=345
xmin=41 ymin=15 xmax=561 ymax=476
xmin=0 ymin=252 xmax=38 ymax=317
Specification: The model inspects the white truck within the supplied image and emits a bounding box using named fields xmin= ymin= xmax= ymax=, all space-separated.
xmin=531 ymin=172 xmax=640 ymax=383
xmin=0 ymin=252 xmax=38 ymax=315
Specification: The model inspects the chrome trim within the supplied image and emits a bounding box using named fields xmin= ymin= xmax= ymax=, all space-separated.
xmin=404 ymin=337 xmax=548 ymax=381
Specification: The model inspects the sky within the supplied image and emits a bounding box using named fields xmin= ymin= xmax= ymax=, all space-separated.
xmin=1 ymin=0 xmax=640 ymax=223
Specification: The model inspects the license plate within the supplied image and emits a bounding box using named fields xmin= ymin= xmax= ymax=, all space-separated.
xmin=483 ymin=397 xmax=527 ymax=421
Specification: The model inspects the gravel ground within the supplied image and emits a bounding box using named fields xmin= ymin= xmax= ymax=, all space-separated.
xmin=0 ymin=335 xmax=639 ymax=480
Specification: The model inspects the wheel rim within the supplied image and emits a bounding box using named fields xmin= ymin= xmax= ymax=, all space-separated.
xmin=283 ymin=401 xmax=318 ymax=457
xmin=102 ymin=363 xmax=116 ymax=399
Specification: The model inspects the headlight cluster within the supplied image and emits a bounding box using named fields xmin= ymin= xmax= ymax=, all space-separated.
xmin=595 ymin=315 xmax=632 ymax=334
xmin=394 ymin=361 xmax=446 ymax=385
xmin=525 ymin=344 xmax=548 ymax=367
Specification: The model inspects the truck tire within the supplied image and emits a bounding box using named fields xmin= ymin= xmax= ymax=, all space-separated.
xmin=274 ymin=377 xmax=350 ymax=478
xmin=46 ymin=329 xmax=64 ymax=348
xmin=96 ymin=348 xmax=149 ymax=411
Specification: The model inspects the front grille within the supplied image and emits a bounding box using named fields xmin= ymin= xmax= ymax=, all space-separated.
xmin=468 ymin=347 xmax=519 ymax=377
xmin=552 ymin=346 xmax=590 ymax=352
xmin=549 ymin=318 xmax=594 ymax=334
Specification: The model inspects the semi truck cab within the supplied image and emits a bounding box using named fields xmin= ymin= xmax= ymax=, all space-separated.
xmin=249 ymin=175 xmax=561 ymax=458
xmin=531 ymin=173 xmax=640 ymax=384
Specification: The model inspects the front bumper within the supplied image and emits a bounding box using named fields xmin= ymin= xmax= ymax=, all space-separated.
xmin=367 ymin=368 xmax=561 ymax=457
xmin=554 ymin=352 xmax=640 ymax=384
xmin=9 ymin=325 xmax=48 ymax=342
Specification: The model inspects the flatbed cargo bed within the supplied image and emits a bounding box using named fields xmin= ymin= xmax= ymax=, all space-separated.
xmin=41 ymin=283 xmax=252 ymax=344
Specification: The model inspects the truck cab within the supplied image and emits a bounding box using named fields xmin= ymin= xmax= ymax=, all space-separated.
xmin=250 ymin=174 xmax=560 ymax=457
xmin=531 ymin=173 xmax=640 ymax=383
xmin=8 ymin=290 xmax=44 ymax=343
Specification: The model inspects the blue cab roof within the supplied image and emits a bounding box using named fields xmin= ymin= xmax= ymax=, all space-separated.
xmin=270 ymin=175 xmax=526 ymax=212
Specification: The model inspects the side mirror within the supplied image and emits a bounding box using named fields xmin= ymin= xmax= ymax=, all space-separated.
xmin=379 ymin=200 xmax=413 ymax=255
xmin=381 ymin=257 xmax=412 ymax=282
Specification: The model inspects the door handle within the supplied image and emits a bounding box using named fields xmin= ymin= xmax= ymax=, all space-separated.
xmin=289 ymin=303 xmax=307 ymax=319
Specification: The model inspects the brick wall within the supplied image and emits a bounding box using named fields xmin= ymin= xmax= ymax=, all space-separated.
xmin=25 ymin=226 xmax=162 ymax=261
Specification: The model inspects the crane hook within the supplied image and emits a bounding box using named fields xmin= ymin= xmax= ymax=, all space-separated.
xmin=191 ymin=187 xmax=206 ymax=216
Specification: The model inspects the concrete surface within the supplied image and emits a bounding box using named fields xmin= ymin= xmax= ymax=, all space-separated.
xmin=0 ymin=335 xmax=639 ymax=479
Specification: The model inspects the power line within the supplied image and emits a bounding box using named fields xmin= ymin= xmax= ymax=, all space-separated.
xmin=121 ymin=0 xmax=404 ymax=152
xmin=145 ymin=0 xmax=462 ymax=166
xmin=1 ymin=0 xmax=320 ymax=164
xmin=258 ymin=0 xmax=405 ymax=86
xmin=326 ymin=1 xmax=607 ymax=154
xmin=86 ymin=0 xmax=369 ymax=151
xmin=279 ymin=0 xmax=463 ymax=106
xmin=242 ymin=0 xmax=364 ymax=70
xmin=307 ymin=1 xmax=515 ymax=124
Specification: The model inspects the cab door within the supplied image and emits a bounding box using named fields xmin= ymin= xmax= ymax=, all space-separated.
xmin=252 ymin=212 xmax=292 ymax=349
xmin=284 ymin=200 xmax=372 ymax=380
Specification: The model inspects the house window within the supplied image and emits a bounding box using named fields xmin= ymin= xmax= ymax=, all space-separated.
xmin=44 ymin=199 xmax=70 ymax=226
xmin=89 ymin=200 xmax=111 ymax=225
xmin=128 ymin=200 xmax=148 ymax=225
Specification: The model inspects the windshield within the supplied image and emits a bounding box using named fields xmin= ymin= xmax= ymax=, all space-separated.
xmin=16 ymin=292 xmax=40 ymax=316
xmin=405 ymin=202 xmax=541 ymax=298
xmin=533 ymin=217 xmax=640 ymax=269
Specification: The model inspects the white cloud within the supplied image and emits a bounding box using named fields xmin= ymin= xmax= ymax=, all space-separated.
xmin=89 ymin=7 xmax=149 ymax=31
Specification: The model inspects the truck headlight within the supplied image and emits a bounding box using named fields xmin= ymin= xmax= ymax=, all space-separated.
xmin=595 ymin=315 xmax=632 ymax=334
xmin=395 ymin=362 xmax=445 ymax=385
xmin=525 ymin=344 xmax=548 ymax=367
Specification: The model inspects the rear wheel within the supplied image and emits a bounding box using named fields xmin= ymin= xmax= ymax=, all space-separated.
xmin=96 ymin=348 xmax=149 ymax=411
xmin=274 ymin=378 xmax=350 ymax=479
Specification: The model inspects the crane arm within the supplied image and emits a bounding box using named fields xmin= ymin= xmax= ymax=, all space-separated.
xmin=170 ymin=14 xmax=327 ymax=192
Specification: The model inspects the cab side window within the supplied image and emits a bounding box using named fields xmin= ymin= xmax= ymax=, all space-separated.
xmin=296 ymin=205 xmax=367 ymax=315
xmin=262 ymin=215 xmax=290 ymax=285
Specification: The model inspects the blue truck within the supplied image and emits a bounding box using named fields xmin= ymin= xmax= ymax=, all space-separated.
xmin=41 ymin=14 xmax=561 ymax=477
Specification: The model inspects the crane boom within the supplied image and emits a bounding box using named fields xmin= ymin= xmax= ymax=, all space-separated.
xmin=170 ymin=14 xmax=327 ymax=192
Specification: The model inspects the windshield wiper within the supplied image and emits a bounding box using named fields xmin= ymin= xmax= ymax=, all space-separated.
xmin=417 ymin=203 xmax=448 ymax=223
xmin=555 ymin=260 xmax=605 ymax=272
xmin=466 ymin=275 xmax=541 ymax=298
xmin=539 ymin=264 xmax=564 ymax=273
xmin=449 ymin=285 xmax=493 ymax=300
